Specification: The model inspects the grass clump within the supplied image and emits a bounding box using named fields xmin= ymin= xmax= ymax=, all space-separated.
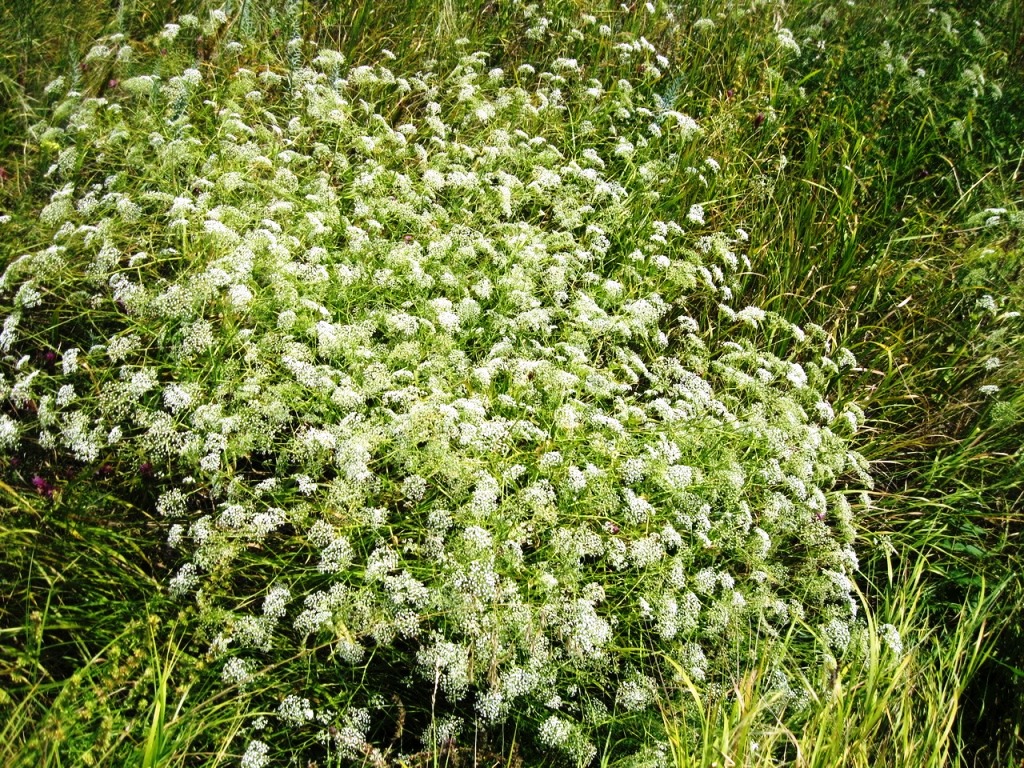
xmin=1 ymin=1 xmax=1022 ymax=766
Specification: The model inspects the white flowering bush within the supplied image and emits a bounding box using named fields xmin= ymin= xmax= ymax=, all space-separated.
xmin=0 ymin=4 xmax=873 ymax=764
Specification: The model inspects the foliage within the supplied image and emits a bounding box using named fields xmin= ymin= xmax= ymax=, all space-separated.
xmin=0 ymin=1 xmax=1021 ymax=766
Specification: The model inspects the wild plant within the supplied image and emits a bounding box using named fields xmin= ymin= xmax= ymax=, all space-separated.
xmin=2 ymin=1 xmax=1021 ymax=766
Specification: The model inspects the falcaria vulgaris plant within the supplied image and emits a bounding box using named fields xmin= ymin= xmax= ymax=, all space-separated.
xmin=0 ymin=5 xmax=881 ymax=765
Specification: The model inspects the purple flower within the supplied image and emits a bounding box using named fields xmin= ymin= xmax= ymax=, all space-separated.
xmin=32 ymin=475 xmax=55 ymax=499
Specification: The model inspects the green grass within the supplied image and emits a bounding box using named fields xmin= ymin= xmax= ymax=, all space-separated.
xmin=1 ymin=1 xmax=1022 ymax=766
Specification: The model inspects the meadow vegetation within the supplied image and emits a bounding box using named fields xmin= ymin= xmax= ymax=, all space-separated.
xmin=0 ymin=1 xmax=1021 ymax=766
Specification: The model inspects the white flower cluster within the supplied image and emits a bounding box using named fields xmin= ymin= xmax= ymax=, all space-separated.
xmin=0 ymin=9 xmax=875 ymax=765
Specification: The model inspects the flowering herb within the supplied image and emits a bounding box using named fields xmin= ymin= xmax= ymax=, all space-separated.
xmin=0 ymin=6 xmax=881 ymax=765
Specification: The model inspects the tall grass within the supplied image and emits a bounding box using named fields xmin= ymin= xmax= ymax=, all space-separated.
xmin=661 ymin=560 xmax=1001 ymax=768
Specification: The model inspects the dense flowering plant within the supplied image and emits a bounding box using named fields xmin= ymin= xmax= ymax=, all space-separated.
xmin=0 ymin=4 xmax=876 ymax=764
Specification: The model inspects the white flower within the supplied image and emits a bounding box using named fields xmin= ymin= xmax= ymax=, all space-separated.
xmin=787 ymin=362 xmax=808 ymax=388
xmin=277 ymin=695 xmax=314 ymax=725
xmin=107 ymin=334 xmax=141 ymax=362
xmin=822 ymin=617 xmax=852 ymax=651
xmin=159 ymin=23 xmax=181 ymax=42
xmin=664 ymin=111 xmax=702 ymax=140
xmin=157 ymin=489 xmax=188 ymax=518
xmin=614 ymin=140 xmax=635 ymax=158
xmin=777 ymin=28 xmax=802 ymax=55
xmin=162 ymin=383 xmax=193 ymax=413
xmin=879 ymin=623 xmax=903 ymax=657
xmin=0 ymin=414 xmax=18 ymax=452
xmin=663 ymin=465 xmax=693 ymax=491
xmin=837 ymin=348 xmax=858 ymax=368
xmin=263 ymin=586 xmax=291 ymax=619
xmin=729 ymin=307 xmax=767 ymax=332
xmin=169 ymin=563 xmax=200 ymax=596
xmin=240 ymin=739 xmax=269 ymax=768
xmin=538 ymin=715 xmax=573 ymax=747
xmin=622 ymin=489 xmax=654 ymax=524
xmin=616 ymin=674 xmax=656 ymax=712
xmin=620 ymin=457 xmax=646 ymax=484
xmin=975 ymin=294 xmax=997 ymax=314
xmin=539 ymin=450 xmax=563 ymax=469
xmin=228 ymin=284 xmax=253 ymax=308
